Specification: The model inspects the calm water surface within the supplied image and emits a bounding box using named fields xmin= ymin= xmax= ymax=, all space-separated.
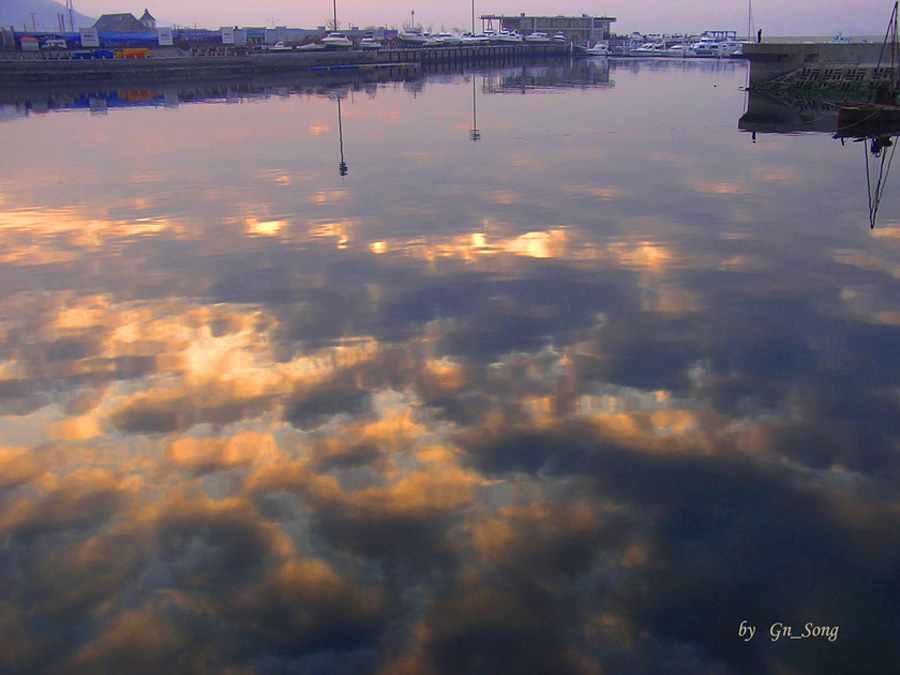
xmin=1 ymin=59 xmax=899 ymax=674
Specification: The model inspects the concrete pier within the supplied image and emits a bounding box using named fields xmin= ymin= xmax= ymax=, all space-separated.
xmin=743 ymin=41 xmax=889 ymax=91
xmin=0 ymin=44 xmax=568 ymax=85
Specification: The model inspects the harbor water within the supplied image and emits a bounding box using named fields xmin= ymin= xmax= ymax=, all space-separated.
xmin=1 ymin=58 xmax=899 ymax=674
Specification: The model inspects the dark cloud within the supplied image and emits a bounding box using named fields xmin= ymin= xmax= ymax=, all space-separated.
xmin=0 ymin=471 xmax=132 ymax=542
xmin=228 ymin=559 xmax=389 ymax=657
xmin=461 ymin=420 xmax=900 ymax=674
xmin=285 ymin=385 xmax=370 ymax=430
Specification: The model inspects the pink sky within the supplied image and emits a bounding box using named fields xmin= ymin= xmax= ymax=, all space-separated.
xmin=72 ymin=0 xmax=891 ymax=36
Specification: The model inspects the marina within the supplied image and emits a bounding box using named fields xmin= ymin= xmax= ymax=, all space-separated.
xmin=3 ymin=2 xmax=900 ymax=673
xmin=2 ymin=56 xmax=900 ymax=674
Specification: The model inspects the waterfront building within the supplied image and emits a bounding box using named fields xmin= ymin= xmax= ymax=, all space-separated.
xmin=140 ymin=9 xmax=156 ymax=30
xmin=481 ymin=14 xmax=615 ymax=46
xmin=93 ymin=12 xmax=155 ymax=32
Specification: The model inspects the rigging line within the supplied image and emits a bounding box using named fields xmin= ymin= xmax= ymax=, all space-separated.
xmin=871 ymin=1 xmax=899 ymax=101
xmin=874 ymin=141 xmax=898 ymax=223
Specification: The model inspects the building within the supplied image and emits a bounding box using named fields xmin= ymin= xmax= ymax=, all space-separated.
xmin=92 ymin=12 xmax=154 ymax=32
xmin=481 ymin=14 xmax=616 ymax=46
xmin=139 ymin=9 xmax=156 ymax=30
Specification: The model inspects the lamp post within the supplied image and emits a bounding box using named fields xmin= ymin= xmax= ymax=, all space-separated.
xmin=471 ymin=0 xmax=475 ymax=35
xmin=333 ymin=0 xmax=338 ymax=30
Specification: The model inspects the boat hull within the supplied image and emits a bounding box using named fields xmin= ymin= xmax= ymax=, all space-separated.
xmin=837 ymin=103 xmax=900 ymax=137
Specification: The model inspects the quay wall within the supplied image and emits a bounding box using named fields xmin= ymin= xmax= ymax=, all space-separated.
xmin=743 ymin=42 xmax=890 ymax=91
xmin=0 ymin=44 xmax=567 ymax=84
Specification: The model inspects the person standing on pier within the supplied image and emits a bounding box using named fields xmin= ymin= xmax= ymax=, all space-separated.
xmin=757 ymin=28 xmax=762 ymax=43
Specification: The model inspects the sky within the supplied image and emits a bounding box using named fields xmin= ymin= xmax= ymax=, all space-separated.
xmin=69 ymin=0 xmax=892 ymax=36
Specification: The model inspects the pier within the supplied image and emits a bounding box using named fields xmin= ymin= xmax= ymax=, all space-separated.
xmin=0 ymin=43 xmax=569 ymax=85
xmin=743 ymin=41 xmax=890 ymax=93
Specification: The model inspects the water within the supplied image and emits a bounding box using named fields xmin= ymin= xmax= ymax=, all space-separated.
xmin=1 ymin=58 xmax=899 ymax=674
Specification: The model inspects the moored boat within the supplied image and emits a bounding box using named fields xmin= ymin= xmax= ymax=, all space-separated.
xmin=496 ymin=30 xmax=524 ymax=43
xmin=321 ymin=32 xmax=352 ymax=49
xmin=358 ymin=36 xmax=382 ymax=50
xmin=398 ymin=27 xmax=430 ymax=45
xmin=583 ymin=41 xmax=609 ymax=56
xmin=837 ymin=2 xmax=900 ymax=135
xmin=524 ymin=31 xmax=551 ymax=43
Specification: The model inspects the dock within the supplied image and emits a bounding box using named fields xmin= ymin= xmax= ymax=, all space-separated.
xmin=0 ymin=43 xmax=569 ymax=85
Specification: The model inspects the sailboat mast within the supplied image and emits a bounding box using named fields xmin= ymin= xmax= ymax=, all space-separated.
xmin=748 ymin=0 xmax=753 ymax=41
xmin=893 ymin=1 xmax=899 ymax=96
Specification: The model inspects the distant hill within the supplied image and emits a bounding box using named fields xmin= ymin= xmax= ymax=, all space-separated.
xmin=0 ymin=0 xmax=96 ymax=31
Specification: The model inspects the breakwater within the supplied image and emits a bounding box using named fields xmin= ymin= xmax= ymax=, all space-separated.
xmin=743 ymin=41 xmax=892 ymax=94
xmin=0 ymin=43 xmax=568 ymax=84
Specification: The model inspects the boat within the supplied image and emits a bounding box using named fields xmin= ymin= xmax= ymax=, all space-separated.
xmin=358 ymin=36 xmax=381 ymax=50
xmin=321 ymin=32 xmax=352 ymax=49
xmin=666 ymin=44 xmax=694 ymax=58
xmin=496 ymin=30 xmax=523 ymax=43
xmin=461 ymin=32 xmax=490 ymax=45
xmin=398 ymin=27 xmax=430 ymax=45
xmin=631 ymin=42 xmax=660 ymax=55
xmin=430 ymin=32 xmax=462 ymax=45
xmin=583 ymin=41 xmax=609 ymax=56
xmin=552 ymin=33 xmax=567 ymax=43
xmin=690 ymin=31 xmax=741 ymax=58
xmin=524 ymin=32 xmax=551 ymax=43
xmin=266 ymin=41 xmax=292 ymax=51
xmin=837 ymin=2 xmax=900 ymax=134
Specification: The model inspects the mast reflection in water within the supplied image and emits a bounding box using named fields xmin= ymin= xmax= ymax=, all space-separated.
xmin=1 ymin=60 xmax=900 ymax=675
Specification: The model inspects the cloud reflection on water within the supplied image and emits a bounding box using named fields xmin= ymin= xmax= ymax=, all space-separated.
xmin=1 ymin=60 xmax=900 ymax=674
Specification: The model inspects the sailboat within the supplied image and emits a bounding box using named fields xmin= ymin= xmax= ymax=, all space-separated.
xmin=837 ymin=2 xmax=900 ymax=133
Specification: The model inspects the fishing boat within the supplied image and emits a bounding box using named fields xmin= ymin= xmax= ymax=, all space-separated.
xmin=837 ymin=2 xmax=900 ymax=133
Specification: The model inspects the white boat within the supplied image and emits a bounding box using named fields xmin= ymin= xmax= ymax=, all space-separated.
xmin=496 ymin=30 xmax=523 ymax=43
xmin=524 ymin=31 xmax=551 ymax=43
xmin=430 ymin=31 xmax=462 ymax=45
xmin=321 ymin=32 xmax=352 ymax=49
xmin=552 ymin=33 xmax=567 ymax=43
xmin=461 ymin=32 xmax=490 ymax=45
xmin=666 ymin=44 xmax=693 ymax=57
xmin=398 ymin=27 xmax=430 ymax=45
xmin=358 ymin=36 xmax=381 ymax=50
xmin=583 ymin=41 xmax=609 ymax=56
xmin=631 ymin=42 xmax=659 ymax=55
xmin=266 ymin=41 xmax=292 ymax=51
xmin=690 ymin=31 xmax=740 ymax=58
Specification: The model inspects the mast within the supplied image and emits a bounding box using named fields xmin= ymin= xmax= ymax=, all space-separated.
xmin=893 ymin=1 xmax=899 ymax=98
xmin=748 ymin=0 xmax=754 ymax=41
